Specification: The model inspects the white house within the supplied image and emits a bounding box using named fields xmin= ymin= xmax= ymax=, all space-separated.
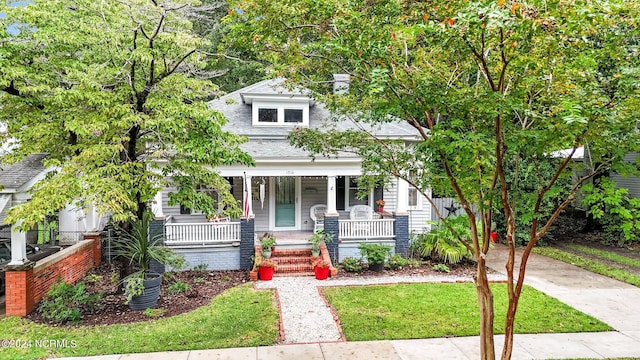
xmin=154 ymin=77 xmax=432 ymax=270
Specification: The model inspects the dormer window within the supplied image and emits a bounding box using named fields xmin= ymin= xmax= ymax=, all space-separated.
xmin=241 ymin=88 xmax=314 ymax=127
xmin=252 ymin=101 xmax=309 ymax=127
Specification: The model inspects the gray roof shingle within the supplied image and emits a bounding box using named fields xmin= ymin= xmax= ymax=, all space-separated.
xmin=0 ymin=153 xmax=47 ymax=190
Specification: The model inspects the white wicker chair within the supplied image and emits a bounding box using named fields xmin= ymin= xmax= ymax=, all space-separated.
xmin=349 ymin=205 xmax=373 ymax=220
xmin=310 ymin=204 xmax=327 ymax=232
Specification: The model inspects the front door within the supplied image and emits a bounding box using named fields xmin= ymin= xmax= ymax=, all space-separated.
xmin=271 ymin=176 xmax=300 ymax=230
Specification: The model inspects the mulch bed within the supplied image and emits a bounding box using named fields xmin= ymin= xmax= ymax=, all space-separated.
xmin=26 ymin=263 xmax=250 ymax=327
xmin=26 ymin=260 xmax=480 ymax=327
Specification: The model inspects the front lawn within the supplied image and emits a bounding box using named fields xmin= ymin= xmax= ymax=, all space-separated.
xmin=0 ymin=284 xmax=279 ymax=360
xmin=322 ymin=283 xmax=611 ymax=341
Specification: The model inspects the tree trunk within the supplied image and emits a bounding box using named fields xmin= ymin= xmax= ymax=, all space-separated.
xmin=476 ymin=256 xmax=496 ymax=360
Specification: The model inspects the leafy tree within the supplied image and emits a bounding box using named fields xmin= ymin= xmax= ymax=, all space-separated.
xmin=0 ymin=0 xmax=253 ymax=229
xmin=225 ymin=0 xmax=640 ymax=358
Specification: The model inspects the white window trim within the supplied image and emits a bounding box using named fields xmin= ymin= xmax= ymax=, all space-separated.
xmin=345 ymin=176 xmax=373 ymax=210
xmin=408 ymin=187 xmax=423 ymax=210
xmin=252 ymin=100 xmax=309 ymax=127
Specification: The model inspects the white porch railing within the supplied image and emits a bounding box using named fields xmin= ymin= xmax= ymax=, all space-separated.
xmin=165 ymin=222 xmax=241 ymax=246
xmin=338 ymin=219 xmax=395 ymax=241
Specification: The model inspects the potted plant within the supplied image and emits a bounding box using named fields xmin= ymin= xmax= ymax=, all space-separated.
xmin=312 ymin=258 xmax=330 ymax=280
xmin=307 ymin=229 xmax=332 ymax=257
xmin=376 ymin=199 xmax=385 ymax=213
xmin=259 ymin=233 xmax=277 ymax=258
xmin=113 ymin=212 xmax=185 ymax=310
xmin=358 ymin=243 xmax=391 ymax=272
xmin=255 ymin=258 xmax=277 ymax=280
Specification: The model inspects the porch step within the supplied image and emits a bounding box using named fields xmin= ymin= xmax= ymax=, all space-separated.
xmin=272 ymin=248 xmax=315 ymax=276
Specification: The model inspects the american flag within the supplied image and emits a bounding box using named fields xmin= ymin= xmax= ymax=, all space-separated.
xmin=243 ymin=172 xmax=250 ymax=218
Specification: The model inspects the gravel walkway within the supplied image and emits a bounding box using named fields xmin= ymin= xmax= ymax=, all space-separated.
xmin=255 ymin=273 xmax=507 ymax=344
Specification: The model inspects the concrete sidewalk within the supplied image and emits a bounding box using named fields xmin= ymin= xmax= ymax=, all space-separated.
xmin=55 ymin=245 xmax=640 ymax=359
xmin=57 ymin=332 xmax=640 ymax=359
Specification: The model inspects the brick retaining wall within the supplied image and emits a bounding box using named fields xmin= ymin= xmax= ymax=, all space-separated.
xmin=5 ymin=234 xmax=101 ymax=316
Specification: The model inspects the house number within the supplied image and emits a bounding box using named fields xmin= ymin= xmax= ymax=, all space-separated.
xmin=285 ymin=170 xmax=295 ymax=175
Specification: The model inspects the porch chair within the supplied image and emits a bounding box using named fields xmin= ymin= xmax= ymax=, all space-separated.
xmin=310 ymin=204 xmax=327 ymax=232
xmin=349 ymin=205 xmax=374 ymax=220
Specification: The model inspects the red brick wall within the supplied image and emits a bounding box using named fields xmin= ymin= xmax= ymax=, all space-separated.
xmin=5 ymin=235 xmax=101 ymax=316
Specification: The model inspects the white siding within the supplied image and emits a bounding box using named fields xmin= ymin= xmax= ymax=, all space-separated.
xmin=384 ymin=181 xmax=431 ymax=234
xmin=612 ymin=152 xmax=640 ymax=198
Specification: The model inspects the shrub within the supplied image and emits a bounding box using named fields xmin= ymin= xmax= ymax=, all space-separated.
xmin=386 ymin=254 xmax=409 ymax=270
xmin=85 ymin=274 xmax=103 ymax=284
xmin=167 ymin=280 xmax=190 ymax=295
xmin=432 ymin=263 xmax=450 ymax=273
xmin=341 ymin=257 xmax=364 ymax=272
xmin=38 ymin=280 xmax=102 ymax=324
xmin=358 ymin=243 xmax=391 ymax=265
xmin=193 ymin=263 xmax=209 ymax=272
xmin=411 ymin=215 xmax=472 ymax=265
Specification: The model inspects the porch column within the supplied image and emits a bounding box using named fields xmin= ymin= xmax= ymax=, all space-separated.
xmin=240 ymin=218 xmax=255 ymax=270
xmin=396 ymin=177 xmax=409 ymax=215
xmin=323 ymin=215 xmax=339 ymax=264
xmin=394 ymin=178 xmax=410 ymax=257
xmin=326 ymin=175 xmax=338 ymax=215
xmin=244 ymin=174 xmax=255 ymax=218
xmin=9 ymin=221 xmax=29 ymax=266
xmin=152 ymin=190 xmax=164 ymax=219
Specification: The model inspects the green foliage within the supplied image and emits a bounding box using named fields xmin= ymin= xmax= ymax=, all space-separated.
xmin=567 ymin=244 xmax=640 ymax=267
xmin=123 ymin=273 xmax=145 ymax=305
xmin=193 ymin=264 xmax=209 ymax=272
xmin=583 ymin=178 xmax=640 ymax=246
xmin=0 ymin=0 xmax=253 ymax=229
xmin=258 ymin=233 xmax=277 ymax=249
xmin=37 ymin=280 xmax=102 ymax=324
xmin=193 ymin=277 xmax=207 ymax=284
xmin=340 ymin=257 xmax=364 ymax=272
xmin=167 ymin=281 xmax=190 ymax=295
xmin=85 ymin=274 xmax=103 ymax=284
xmin=432 ymin=264 xmax=451 ymax=273
xmin=113 ymin=212 xmax=185 ymax=274
xmin=411 ymin=216 xmax=473 ymax=265
xmin=358 ymin=243 xmax=391 ymax=265
xmin=143 ymin=308 xmax=167 ymax=318
xmin=385 ymin=254 xmax=409 ymax=270
xmin=493 ymin=156 xmax=573 ymax=245
xmin=307 ymin=229 xmax=333 ymax=252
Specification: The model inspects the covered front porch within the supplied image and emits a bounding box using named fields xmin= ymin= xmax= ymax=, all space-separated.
xmin=155 ymin=167 xmax=412 ymax=270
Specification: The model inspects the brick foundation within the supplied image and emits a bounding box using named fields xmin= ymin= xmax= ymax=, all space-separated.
xmin=5 ymin=234 xmax=101 ymax=316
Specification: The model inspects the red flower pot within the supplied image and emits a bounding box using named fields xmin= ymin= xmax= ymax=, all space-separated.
xmin=314 ymin=266 xmax=330 ymax=280
xmin=490 ymin=232 xmax=498 ymax=243
xmin=258 ymin=266 xmax=275 ymax=280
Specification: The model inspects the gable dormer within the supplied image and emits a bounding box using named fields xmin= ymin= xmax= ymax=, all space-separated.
xmin=240 ymin=80 xmax=314 ymax=127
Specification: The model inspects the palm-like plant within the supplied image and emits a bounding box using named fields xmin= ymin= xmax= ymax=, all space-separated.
xmin=412 ymin=215 xmax=474 ymax=265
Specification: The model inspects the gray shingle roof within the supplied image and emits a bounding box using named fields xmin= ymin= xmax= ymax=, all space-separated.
xmin=208 ymin=78 xmax=421 ymax=141
xmin=0 ymin=153 xmax=47 ymax=190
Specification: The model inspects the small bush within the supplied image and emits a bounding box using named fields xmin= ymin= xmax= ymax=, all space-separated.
xmin=411 ymin=215 xmax=473 ymax=265
xmin=341 ymin=257 xmax=364 ymax=272
xmin=432 ymin=263 xmax=450 ymax=273
xmin=85 ymin=274 xmax=103 ymax=284
xmin=193 ymin=264 xmax=208 ymax=272
xmin=358 ymin=243 xmax=391 ymax=265
xmin=167 ymin=280 xmax=190 ymax=295
xmin=38 ymin=280 xmax=102 ymax=324
xmin=385 ymin=254 xmax=409 ymax=270
xmin=193 ymin=277 xmax=206 ymax=284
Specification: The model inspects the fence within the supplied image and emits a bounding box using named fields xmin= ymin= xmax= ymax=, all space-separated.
xmin=338 ymin=219 xmax=395 ymax=241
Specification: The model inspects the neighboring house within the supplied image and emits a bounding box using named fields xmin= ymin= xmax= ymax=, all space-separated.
xmin=154 ymin=77 xmax=432 ymax=270
xmin=0 ymin=153 xmax=104 ymax=243
xmin=0 ymin=153 xmax=49 ymax=241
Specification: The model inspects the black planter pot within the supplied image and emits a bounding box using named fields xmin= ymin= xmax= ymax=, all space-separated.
xmin=369 ymin=262 xmax=385 ymax=272
xmin=126 ymin=272 xmax=162 ymax=311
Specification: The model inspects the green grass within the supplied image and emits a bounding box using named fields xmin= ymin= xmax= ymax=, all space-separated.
xmin=566 ymin=244 xmax=640 ymax=267
xmin=534 ymin=247 xmax=640 ymax=287
xmin=0 ymin=284 xmax=279 ymax=360
xmin=323 ymin=283 xmax=611 ymax=341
